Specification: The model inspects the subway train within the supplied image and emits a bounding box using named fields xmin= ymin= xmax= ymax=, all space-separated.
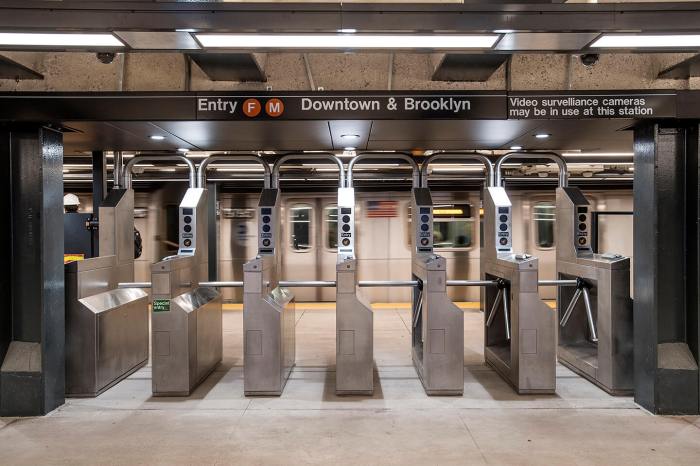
xmin=67 ymin=182 xmax=633 ymax=303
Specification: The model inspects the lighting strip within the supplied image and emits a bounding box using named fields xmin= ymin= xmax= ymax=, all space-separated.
xmin=0 ymin=32 xmax=124 ymax=47
xmin=591 ymin=34 xmax=700 ymax=49
xmin=195 ymin=34 xmax=500 ymax=50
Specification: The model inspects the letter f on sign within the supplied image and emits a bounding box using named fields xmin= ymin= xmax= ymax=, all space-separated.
xmin=243 ymin=98 xmax=261 ymax=117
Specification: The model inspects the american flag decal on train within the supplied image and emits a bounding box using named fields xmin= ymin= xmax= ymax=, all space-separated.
xmin=366 ymin=200 xmax=398 ymax=218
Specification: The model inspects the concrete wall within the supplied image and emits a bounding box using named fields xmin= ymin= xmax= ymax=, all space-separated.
xmin=0 ymin=50 xmax=697 ymax=92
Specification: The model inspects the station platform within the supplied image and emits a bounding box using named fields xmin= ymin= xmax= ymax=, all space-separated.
xmin=1 ymin=305 xmax=698 ymax=465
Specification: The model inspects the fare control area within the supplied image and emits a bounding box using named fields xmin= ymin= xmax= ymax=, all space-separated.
xmin=179 ymin=207 xmax=195 ymax=255
xmin=496 ymin=206 xmax=512 ymax=252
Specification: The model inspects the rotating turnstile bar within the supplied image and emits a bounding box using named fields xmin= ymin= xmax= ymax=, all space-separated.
xmin=119 ymin=279 xmax=579 ymax=289
xmin=486 ymin=279 xmax=511 ymax=340
xmin=495 ymin=151 xmax=568 ymax=188
xmin=559 ymin=277 xmax=598 ymax=343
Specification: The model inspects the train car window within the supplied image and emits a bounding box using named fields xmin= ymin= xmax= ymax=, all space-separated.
xmin=433 ymin=204 xmax=473 ymax=249
xmin=290 ymin=204 xmax=313 ymax=251
xmin=533 ymin=202 xmax=556 ymax=248
xmin=324 ymin=205 xmax=338 ymax=250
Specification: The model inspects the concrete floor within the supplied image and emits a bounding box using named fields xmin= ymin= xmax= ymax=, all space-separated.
xmin=1 ymin=306 xmax=699 ymax=465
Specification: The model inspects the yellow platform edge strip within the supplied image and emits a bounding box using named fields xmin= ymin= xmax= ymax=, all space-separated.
xmin=223 ymin=301 xmax=557 ymax=311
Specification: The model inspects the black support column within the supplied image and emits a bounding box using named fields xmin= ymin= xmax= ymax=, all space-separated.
xmin=91 ymin=150 xmax=106 ymax=256
xmin=0 ymin=125 xmax=65 ymax=416
xmin=633 ymin=123 xmax=700 ymax=414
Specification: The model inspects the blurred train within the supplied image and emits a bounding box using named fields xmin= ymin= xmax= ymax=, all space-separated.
xmin=66 ymin=184 xmax=633 ymax=303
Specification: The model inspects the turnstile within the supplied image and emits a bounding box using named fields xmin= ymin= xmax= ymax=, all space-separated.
xmin=556 ymin=187 xmax=633 ymax=395
xmin=65 ymin=188 xmax=149 ymax=396
xmin=481 ymin=186 xmax=556 ymax=394
xmin=243 ymin=188 xmax=296 ymax=395
xmin=151 ymin=187 xmax=223 ymax=396
xmin=411 ymin=188 xmax=464 ymax=395
xmin=335 ymin=187 xmax=373 ymax=395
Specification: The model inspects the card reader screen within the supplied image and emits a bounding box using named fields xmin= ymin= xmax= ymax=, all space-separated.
xmin=341 ymin=207 xmax=351 ymax=214
xmin=182 ymin=208 xmax=193 ymax=215
xmin=419 ymin=207 xmax=430 ymax=214
xmin=261 ymin=208 xmax=272 ymax=215
xmin=498 ymin=207 xmax=509 ymax=214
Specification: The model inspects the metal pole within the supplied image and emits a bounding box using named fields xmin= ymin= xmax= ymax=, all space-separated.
xmin=486 ymin=289 xmax=503 ymax=327
xmin=495 ymin=151 xmax=568 ymax=188
xmin=420 ymin=152 xmax=495 ymax=188
xmin=560 ymin=287 xmax=583 ymax=327
xmin=113 ymin=150 xmax=124 ymax=189
xmin=348 ymin=152 xmax=420 ymax=188
xmin=196 ymin=154 xmax=271 ymax=188
xmin=123 ymin=155 xmax=197 ymax=190
xmin=538 ymin=279 xmax=578 ymax=287
xmin=272 ymin=153 xmax=345 ymax=188
xmin=581 ymin=287 xmax=599 ymax=343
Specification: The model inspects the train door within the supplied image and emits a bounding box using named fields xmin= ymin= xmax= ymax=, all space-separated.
xmin=527 ymin=194 xmax=557 ymax=300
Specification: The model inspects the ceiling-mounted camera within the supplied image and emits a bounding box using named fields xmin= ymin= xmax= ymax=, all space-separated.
xmin=96 ymin=52 xmax=116 ymax=64
xmin=580 ymin=54 xmax=600 ymax=67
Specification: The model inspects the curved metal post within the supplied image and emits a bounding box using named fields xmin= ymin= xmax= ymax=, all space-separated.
xmin=420 ymin=151 xmax=495 ymax=188
xmin=113 ymin=151 xmax=124 ymax=189
xmin=123 ymin=155 xmax=197 ymax=190
xmin=495 ymin=151 xmax=568 ymax=188
xmin=348 ymin=152 xmax=420 ymax=188
xmin=196 ymin=154 xmax=271 ymax=188
xmin=271 ymin=153 xmax=345 ymax=188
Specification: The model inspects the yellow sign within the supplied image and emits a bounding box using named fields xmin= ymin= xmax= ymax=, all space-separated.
xmin=64 ymin=254 xmax=85 ymax=264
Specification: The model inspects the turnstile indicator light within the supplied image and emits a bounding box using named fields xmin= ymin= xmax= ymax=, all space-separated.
xmin=183 ymin=225 xmax=192 ymax=233
xmin=262 ymin=215 xmax=270 ymax=223
xmin=420 ymin=214 xmax=430 ymax=223
xmin=184 ymin=239 xmax=192 ymax=247
xmin=578 ymin=214 xmax=587 ymax=222
xmin=578 ymin=223 xmax=587 ymax=231
xmin=342 ymin=215 xmax=351 ymax=223
xmin=499 ymin=214 xmax=508 ymax=222
xmin=184 ymin=216 xmax=192 ymax=224
xmin=420 ymin=238 xmax=430 ymax=246
xmin=420 ymin=223 xmax=430 ymax=232
xmin=578 ymin=237 xmax=587 ymax=246
xmin=262 ymin=224 xmax=271 ymax=233
xmin=262 ymin=239 xmax=271 ymax=247
xmin=342 ymin=224 xmax=351 ymax=232
xmin=499 ymin=223 xmax=508 ymax=232
xmin=499 ymin=238 xmax=508 ymax=246
xmin=342 ymin=238 xmax=351 ymax=246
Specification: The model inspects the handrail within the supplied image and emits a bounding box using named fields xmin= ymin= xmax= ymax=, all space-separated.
xmin=495 ymin=151 xmax=568 ymax=188
xmin=123 ymin=155 xmax=196 ymax=190
xmin=271 ymin=153 xmax=345 ymax=188
xmin=348 ymin=152 xmax=420 ymax=188
xmin=420 ymin=151 xmax=495 ymax=188
xmin=196 ymin=154 xmax=271 ymax=188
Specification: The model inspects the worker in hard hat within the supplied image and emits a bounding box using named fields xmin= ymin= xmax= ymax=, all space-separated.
xmin=64 ymin=193 xmax=81 ymax=213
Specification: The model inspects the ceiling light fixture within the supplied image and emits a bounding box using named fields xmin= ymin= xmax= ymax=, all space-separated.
xmin=0 ymin=32 xmax=124 ymax=47
xmin=195 ymin=34 xmax=500 ymax=50
xmin=344 ymin=146 xmax=357 ymax=151
xmin=534 ymin=133 xmax=550 ymax=139
xmin=177 ymin=148 xmax=189 ymax=153
xmin=510 ymin=145 xmax=523 ymax=150
xmin=337 ymin=29 xmax=357 ymax=34
xmin=341 ymin=134 xmax=361 ymax=140
xmin=591 ymin=34 xmax=700 ymax=49
xmin=149 ymin=135 xmax=165 ymax=140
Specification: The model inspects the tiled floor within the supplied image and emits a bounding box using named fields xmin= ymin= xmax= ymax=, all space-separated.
xmin=1 ymin=306 xmax=699 ymax=465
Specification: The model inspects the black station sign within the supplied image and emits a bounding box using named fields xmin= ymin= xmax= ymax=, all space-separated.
xmin=195 ymin=94 xmax=506 ymax=120
xmin=508 ymin=92 xmax=677 ymax=119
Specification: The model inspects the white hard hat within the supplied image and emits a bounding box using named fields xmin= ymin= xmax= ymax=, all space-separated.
xmin=63 ymin=193 xmax=80 ymax=207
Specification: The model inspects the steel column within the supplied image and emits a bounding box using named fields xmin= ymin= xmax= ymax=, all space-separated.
xmin=207 ymin=181 xmax=218 ymax=281
xmin=0 ymin=126 xmax=65 ymax=416
xmin=91 ymin=150 xmax=106 ymax=256
xmin=633 ymin=123 xmax=700 ymax=414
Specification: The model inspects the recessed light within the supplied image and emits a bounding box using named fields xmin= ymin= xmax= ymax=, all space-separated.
xmin=494 ymin=29 xmax=516 ymax=34
xmin=534 ymin=133 xmax=550 ymax=139
xmin=591 ymin=34 xmax=700 ymax=49
xmin=177 ymin=148 xmax=189 ymax=153
xmin=176 ymin=29 xmax=198 ymax=33
xmin=337 ymin=29 xmax=357 ymax=34
xmin=341 ymin=134 xmax=360 ymax=140
xmin=195 ymin=34 xmax=500 ymax=50
xmin=510 ymin=145 xmax=523 ymax=150
xmin=149 ymin=135 xmax=165 ymax=140
xmin=344 ymin=146 xmax=357 ymax=151
xmin=0 ymin=32 xmax=124 ymax=47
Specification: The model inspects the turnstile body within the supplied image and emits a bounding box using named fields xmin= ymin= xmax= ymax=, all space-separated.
xmin=151 ymin=187 xmax=223 ymax=396
xmin=481 ymin=187 xmax=556 ymax=394
xmin=335 ymin=187 xmax=373 ymax=395
xmin=151 ymin=256 xmax=222 ymax=396
xmin=65 ymin=189 xmax=149 ymax=396
xmin=411 ymin=188 xmax=464 ymax=395
xmin=243 ymin=188 xmax=296 ymax=396
xmin=556 ymin=187 xmax=633 ymax=394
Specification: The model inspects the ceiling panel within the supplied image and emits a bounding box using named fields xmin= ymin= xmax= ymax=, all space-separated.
xmin=63 ymin=121 xmax=198 ymax=154
xmin=495 ymin=33 xmax=600 ymax=52
xmin=114 ymin=31 xmax=201 ymax=50
xmin=154 ymin=120 xmax=333 ymax=151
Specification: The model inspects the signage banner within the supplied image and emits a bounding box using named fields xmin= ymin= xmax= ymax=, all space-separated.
xmin=508 ymin=93 xmax=676 ymax=119
xmin=196 ymin=94 xmax=507 ymax=120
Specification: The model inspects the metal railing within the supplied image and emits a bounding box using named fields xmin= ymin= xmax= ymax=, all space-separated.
xmin=123 ymin=155 xmax=197 ymax=189
xmin=197 ymin=154 xmax=271 ymax=188
xmin=347 ymin=152 xmax=420 ymax=188
xmin=495 ymin=151 xmax=568 ymax=188
xmin=271 ymin=152 xmax=345 ymax=188
xmin=420 ymin=151 xmax=495 ymax=188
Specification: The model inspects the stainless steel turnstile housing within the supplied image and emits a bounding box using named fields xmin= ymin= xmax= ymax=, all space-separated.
xmin=151 ymin=187 xmax=223 ymax=396
xmin=243 ymin=188 xmax=296 ymax=395
xmin=335 ymin=187 xmax=373 ymax=395
xmin=65 ymin=188 xmax=149 ymax=396
xmin=481 ymin=186 xmax=556 ymax=394
xmin=556 ymin=187 xmax=633 ymax=394
xmin=411 ymin=188 xmax=464 ymax=395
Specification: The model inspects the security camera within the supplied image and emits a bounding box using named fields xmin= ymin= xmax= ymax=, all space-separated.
xmin=96 ymin=52 xmax=116 ymax=64
xmin=580 ymin=54 xmax=600 ymax=67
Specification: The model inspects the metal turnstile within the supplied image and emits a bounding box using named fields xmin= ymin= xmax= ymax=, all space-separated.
xmin=335 ymin=187 xmax=373 ymax=395
xmin=481 ymin=186 xmax=556 ymax=394
xmin=151 ymin=186 xmax=223 ymax=396
xmin=243 ymin=188 xmax=296 ymax=395
xmin=411 ymin=188 xmax=464 ymax=395
xmin=65 ymin=188 xmax=149 ymax=396
xmin=556 ymin=187 xmax=633 ymax=395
